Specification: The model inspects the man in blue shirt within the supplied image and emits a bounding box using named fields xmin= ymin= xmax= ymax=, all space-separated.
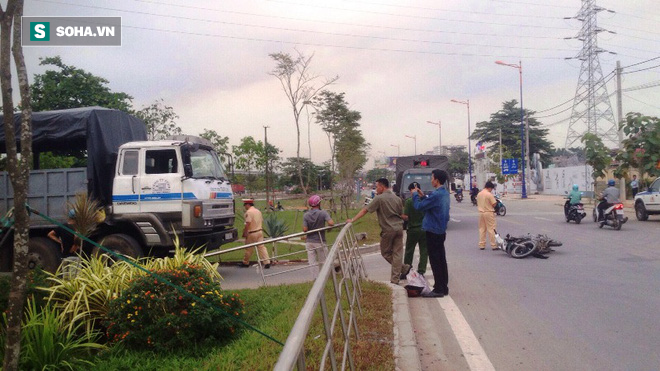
xmin=412 ymin=169 xmax=451 ymax=298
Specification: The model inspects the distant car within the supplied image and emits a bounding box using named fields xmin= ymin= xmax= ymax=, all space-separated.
xmin=634 ymin=176 xmax=660 ymax=221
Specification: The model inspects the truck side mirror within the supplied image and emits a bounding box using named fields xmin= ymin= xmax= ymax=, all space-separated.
xmin=181 ymin=145 xmax=193 ymax=178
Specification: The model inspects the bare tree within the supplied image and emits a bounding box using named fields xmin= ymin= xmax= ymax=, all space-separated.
xmin=1 ymin=1 xmax=33 ymax=369
xmin=269 ymin=49 xmax=337 ymax=196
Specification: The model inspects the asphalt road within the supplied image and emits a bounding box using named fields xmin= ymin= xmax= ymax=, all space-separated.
xmin=382 ymin=194 xmax=660 ymax=371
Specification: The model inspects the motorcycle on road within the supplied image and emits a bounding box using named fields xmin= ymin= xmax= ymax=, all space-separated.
xmin=494 ymin=195 xmax=506 ymax=216
xmin=564 ymin=200 xmax=586 ymax=224
xmin=454 ymin=190 xmax=463 ymax=203
xmin=592 ymin=201 xmax=628 ymax=230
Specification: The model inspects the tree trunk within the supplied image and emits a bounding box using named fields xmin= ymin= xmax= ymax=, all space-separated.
xmin=293 ymin=110 xmax=307 ymax=197
xmin=2 ymin=2 xmax=32 ymax=370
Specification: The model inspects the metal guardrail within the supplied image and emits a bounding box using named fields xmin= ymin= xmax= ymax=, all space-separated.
xmin=273 ymin=223 xmax=368 ymax=371
xmin=205 ymin=222 xmax=369 ymax=370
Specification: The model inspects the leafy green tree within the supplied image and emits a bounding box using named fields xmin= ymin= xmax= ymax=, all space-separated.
xmin=232 ymin=136 xmax=280 ymax=192
xmin=30 ymin=56 xmax=133 ymax=112
xmin=278 ymin=157 xmax=322 ymax=191
xmin=615 ymin=113 xmax=660 ymax=180
xmin=471 ymin=100 xmax=554 ymax=165
xmin=447 ymin=147 xmax=469 ymax=178
xmin=135 ymin=98 xmax=181 ymax=140
xmin=366 ymin=168 xmax=392 ymax=183
xmin=312 ymin=90 xmax=368 ymax=211
xmin=582 ymin=133 xmax=611 ymax=193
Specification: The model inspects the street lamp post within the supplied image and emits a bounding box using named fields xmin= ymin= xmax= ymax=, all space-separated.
xmin=405 ymin=134 xmax=417 ymax=155
xmin=450 ymin=99 xmax=472 ymax=189
xmin=390 ymin=144 xmax=400 ymax=157
xmin=426 ymin=120 xmax=442 ymax=154
xmin=495 ymin=60 xmax=527 ymax=199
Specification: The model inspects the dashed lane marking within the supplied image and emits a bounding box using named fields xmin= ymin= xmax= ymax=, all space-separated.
xmin=438 ymin=296 xmax=496 ymax=371
xmin=534 ymin=217 xmax=553 ymax=221
xmin=450 ymin=217 xmax=461 ymax=222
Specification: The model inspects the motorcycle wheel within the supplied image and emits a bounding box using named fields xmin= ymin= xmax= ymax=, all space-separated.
xmin=592 ymin=209 xmax=598 ymax=223
xmin=575 ymin=216 xmax=581 ymax=224
xmin=510 ymin=241 xmax=538 ymax=259
xmin=498 ymin=205 xmax=506 ymax=216
xmin=613 ymin=217 xmax=621 ymax=230
xmin=598 ymin=220 xmax=604 ymax=228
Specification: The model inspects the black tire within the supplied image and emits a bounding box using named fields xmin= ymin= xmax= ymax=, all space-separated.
xmin=613 ymin=217 xmax=621 ymax=231
xmin=592 ymin=209 xmax=597 ymax=223
xmin=510 ymin=241 xmax=538 ymax=259
xmin=575 ymin=216 xmax=581 ymax=224
xmin=635 ymin=202 xmax=649 ymax=221
xmin=498 ymin=205 xmax=507 ymax=216
xmin=27 ymin=237 xmax=62 ymax=273
xmin=96 ymin=233 xmax=143 ymax=261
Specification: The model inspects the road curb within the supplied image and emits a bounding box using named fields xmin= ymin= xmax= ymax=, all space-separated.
xmin=390 ymin=282 xmax=422 ymax=371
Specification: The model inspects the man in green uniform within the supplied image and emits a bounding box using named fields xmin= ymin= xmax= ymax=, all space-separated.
xmin=401 ymin=182 xmax=427 ymax=279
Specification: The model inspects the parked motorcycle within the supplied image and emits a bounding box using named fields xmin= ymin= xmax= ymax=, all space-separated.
xmin=564 ymin=200 xmax=586 ymax=224
xmin=592 ymin=201 xmax=628 ymax=230
xmin=494 ymin=195 xmax=506 ymax=216
xmin=454 ymin=190 xmax=463 ymax=203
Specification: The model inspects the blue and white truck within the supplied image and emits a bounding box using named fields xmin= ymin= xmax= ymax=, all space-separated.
xmin=0 ymin=107 xmax=237 ymax=272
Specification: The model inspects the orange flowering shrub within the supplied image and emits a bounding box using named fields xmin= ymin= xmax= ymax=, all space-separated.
xmin=106 ymin=263 xmax=244 ymax=350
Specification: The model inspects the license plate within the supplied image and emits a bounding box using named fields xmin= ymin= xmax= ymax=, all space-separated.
xmin=225 ymin=232 xmax=234 ymax=240
xmin=616 ymin=209 xmax=624 ymax=215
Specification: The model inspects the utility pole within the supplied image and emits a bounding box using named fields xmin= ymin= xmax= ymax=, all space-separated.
xmin=264 ymin=126 xmax=270 ymax=206
xmin=499 ymin=127 xmax=503 ymax=171
xmin=616 ymin=61 xmax=626 ymax=198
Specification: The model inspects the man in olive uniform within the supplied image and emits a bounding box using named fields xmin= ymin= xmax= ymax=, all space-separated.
xmin=348 ymin=178 xmax=409 ymax=284
xmin=401 ymin=182 xmax=427 ymax=279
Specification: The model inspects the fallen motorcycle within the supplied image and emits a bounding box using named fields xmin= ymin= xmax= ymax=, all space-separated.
xmin=495 ymin=231 xmax=562 ymax=259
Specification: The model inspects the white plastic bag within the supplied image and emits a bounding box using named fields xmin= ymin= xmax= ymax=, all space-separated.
xmin=406 ymin=268 xmax=432 ymax=295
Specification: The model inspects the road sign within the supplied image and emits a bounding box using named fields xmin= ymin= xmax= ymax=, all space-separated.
xmin=501 ymin=158 xmax=519 ymax=175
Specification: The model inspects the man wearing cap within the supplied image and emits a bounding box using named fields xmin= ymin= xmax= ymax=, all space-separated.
xmin=303 ymin=195 xmax=335 ymax=278
xmin=347 ymin=177 xmax=408 ymax=284
xmin=241 ymin=199 xmax=271 ymax=269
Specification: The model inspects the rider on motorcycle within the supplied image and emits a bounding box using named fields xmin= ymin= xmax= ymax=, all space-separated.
xmin=565 ymin=184 xmax=582 ymax=216
xmin=597 ymin=179 xmax=619 ymax=222
xmin=470 ymin=184 xmax=479 ymax=205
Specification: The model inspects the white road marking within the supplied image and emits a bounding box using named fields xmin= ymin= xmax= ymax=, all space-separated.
xmin=534 ymin=216 xmax=552 ymax=221
xmin=450 ymin=217 xmax=461 ymax=222
xmin=438 ymin=297 xmax=496 ymax=371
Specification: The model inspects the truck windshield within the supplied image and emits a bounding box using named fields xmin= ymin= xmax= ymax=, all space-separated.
xmin=190 ymin=148 xmax=226 ymax=179
xmin=402 ymin=174 xmax=434 ymax=193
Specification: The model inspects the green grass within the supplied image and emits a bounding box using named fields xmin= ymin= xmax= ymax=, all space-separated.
xmin=211 ymin=196 xmax=382 ymax=263
xmin=92 ymin=280 xmax=394 ymax=370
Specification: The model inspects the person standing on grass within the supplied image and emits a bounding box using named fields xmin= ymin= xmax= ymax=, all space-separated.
xmin=347 ymin=177 xmax=409 ymax=284
xmin=401 ymin=182 xmax=427 ymax=279
xmin=303 ymin=195 xmax=335 ymax=278
xmin=477 ymin=181 xmax=498 ymax=250
xmin=412 ymin=169 xmax=450 ymax=298
xmin=240 ymin=199 xmax=271 ymax=269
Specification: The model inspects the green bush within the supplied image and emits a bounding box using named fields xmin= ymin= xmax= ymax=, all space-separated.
xmin=0 ymin=269 xmax=51 ymax=314
xmin=106 ymin=263 xmax=244 ymax=351
xmin=18 ymin=299 xmax=105 ymax=370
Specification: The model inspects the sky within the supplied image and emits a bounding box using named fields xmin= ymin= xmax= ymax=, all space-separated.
xmin=20 ymin=0 xmax=660 ymax=168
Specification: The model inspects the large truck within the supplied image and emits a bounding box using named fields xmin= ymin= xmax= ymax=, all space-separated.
xmin=391 ymin=155 xmax=450 ymax=199
xmin=0 ymin=107 xmax=237 ymax=272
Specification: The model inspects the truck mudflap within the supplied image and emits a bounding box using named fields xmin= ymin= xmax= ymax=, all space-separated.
xmin=182 ymin=228 xmax=238 ymax=251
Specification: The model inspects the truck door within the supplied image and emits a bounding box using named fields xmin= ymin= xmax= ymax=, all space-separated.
xmin=139 ymin=148 xmax=183 ymax=213
xmin=113 ymin=149 xmax=140 ymax=213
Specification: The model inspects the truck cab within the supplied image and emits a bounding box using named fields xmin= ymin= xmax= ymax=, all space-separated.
xmin=112 ymin=135 xmax=236 ymax=251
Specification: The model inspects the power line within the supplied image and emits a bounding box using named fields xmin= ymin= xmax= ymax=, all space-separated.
xmin=622 ymin=64 xmax=660 ymax=74
xmin=119 ymin=24 xmax=567 ymax=60
xmin=267 ymin=0 xmax=573 ymax=31
xmin=620 ymin=56 xmax=660 ymax=69
xmin=37 ymin=0 xmax=568 ymax=42
xmin=622 ymin=80 xmax=660 ymax=92
xmin=623 ymin=94 xmax=660 ymax=110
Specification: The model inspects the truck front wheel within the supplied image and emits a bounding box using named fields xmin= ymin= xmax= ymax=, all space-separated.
xmin=96 ymin=233 xmax=144 ymax=261
xmin=28 ymin=237 xmax=62 ymax=273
